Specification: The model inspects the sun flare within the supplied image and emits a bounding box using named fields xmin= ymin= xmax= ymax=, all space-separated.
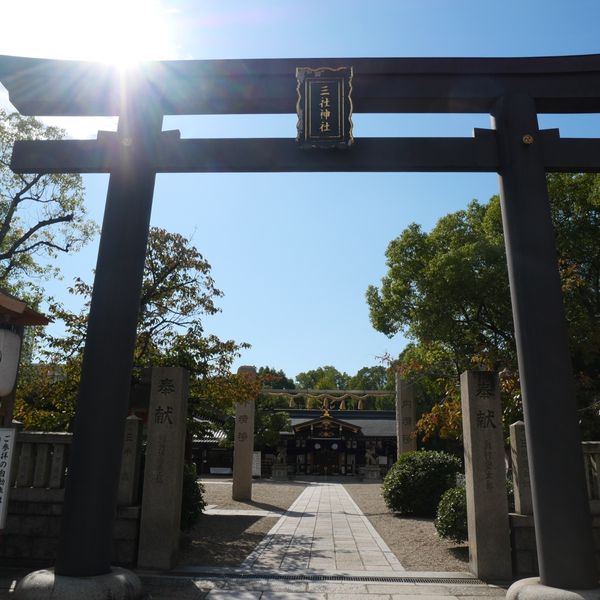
xmin=1 ymin=0 xmax=177 ymax=66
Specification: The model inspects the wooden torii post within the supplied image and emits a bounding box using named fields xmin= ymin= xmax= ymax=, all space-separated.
xmin=2 ymin=54 xmax=600 ymax=597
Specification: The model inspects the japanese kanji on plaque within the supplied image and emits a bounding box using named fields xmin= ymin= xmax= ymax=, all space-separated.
xmin=296 ymin=66 xmax=353 ymax=148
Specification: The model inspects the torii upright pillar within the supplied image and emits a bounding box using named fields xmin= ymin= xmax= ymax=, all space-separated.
xmin=494 ymin=93 xmax=598 ymax=594
xmin=55 ymin=97 xmax=162 ymax=577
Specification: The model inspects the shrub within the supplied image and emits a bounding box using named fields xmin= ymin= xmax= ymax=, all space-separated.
xmin=180 ymin=462 xmax=206 ymax=531
xmin=382 ymin=450 xmax=462 ymax=517
xmin=435 ymin=486 xmax=467 ymax=543
xmin=435 ymin=479 xmax=515 ymax=543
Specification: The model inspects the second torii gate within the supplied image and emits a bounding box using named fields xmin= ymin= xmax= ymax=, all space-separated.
xmin=2 ymin=54 xmax=600 ymax=598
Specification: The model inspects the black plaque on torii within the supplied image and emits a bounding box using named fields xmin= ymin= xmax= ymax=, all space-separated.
xmin=296 ymin=66 xmax=354 ymax=148
xmin=1 ymin=54 xmax=600 ymax=590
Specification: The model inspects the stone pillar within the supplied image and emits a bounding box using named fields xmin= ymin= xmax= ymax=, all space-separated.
xmin=138 ymin=367 xmax=188 ymax=569
xmin=461 ymin=370 xmax=512 ymax=581
xmin=232 ymin=366 xmax=256 ymax=502
xmin=395 ymin=371 xmax=416 ymax=458
xmin=510 ymin=421 xmax=533 ymax=515
xmin=118 ymin=415 xmax=142 ymax=506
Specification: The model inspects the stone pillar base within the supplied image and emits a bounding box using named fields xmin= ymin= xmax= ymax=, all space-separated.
xmin=362 ymin=466 xmax=381 ymax=480
xmin=507 ymin=577 xmax=600 ymax=600
xmin=15 ymin=567 xmax=146 ymax=600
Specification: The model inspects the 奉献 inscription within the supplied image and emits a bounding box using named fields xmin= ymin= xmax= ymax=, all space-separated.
xmin=138 ymin=367 xmax=188 ymax=569
xmin=460 ymin=370 xmax=511 ymax=580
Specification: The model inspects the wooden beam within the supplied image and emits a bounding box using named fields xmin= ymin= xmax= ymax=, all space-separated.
xmin=541 ymin=130 xmax=600 ymax=172
xmin=11 ymin=134 xmax=500 ymax=174
xmin=14 ymin=129 xmax=600 ymax=175
xmin=3 ymin=54 xmax=600 ymax=116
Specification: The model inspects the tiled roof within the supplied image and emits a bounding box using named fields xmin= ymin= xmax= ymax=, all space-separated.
xmin=290 ymin=417 xmax=396 ymax=437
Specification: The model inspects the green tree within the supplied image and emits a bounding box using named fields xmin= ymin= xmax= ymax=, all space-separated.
xmin=349 ymin=365 xmax=390 ymax=390
xmin=258 ymin=366 xmax=295 ymax=390
xmin=295 ymin=365 xmax=350 ymax=409
xmin=0 ymin=109 xmax=95 ymax=298
xmin=253 ymin=394 xmax=292 ymax=450
xmin=367 ymin=198 xmax=514 ymax=369
xmin=242 ymin=366 xmax=294 ymax=447
xmin=349 ymin=365 xmax=395 ymax=409
xmin=368 ymin=173 xmax=600 ymax=440
xmin=15 ymin=227 xmax=248 ymax=430
xmin=295 ymin=365 xmax=350 ymax=390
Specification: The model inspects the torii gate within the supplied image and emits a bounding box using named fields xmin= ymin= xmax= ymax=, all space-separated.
xmin=2 ymin=54 xmax=600 ymax=598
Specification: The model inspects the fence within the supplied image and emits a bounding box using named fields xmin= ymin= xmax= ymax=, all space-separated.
xmin=583 ymin=441 xmax=600 ymax=514
xmin=510 ymin=436 xmax=600 ymax=578
xmin=1 ymin=428 xmax=141 ymax=565
xmin=10 ymin=431 xmax=72 ymax=503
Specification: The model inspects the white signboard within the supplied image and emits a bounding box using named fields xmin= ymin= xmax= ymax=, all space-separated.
xmin=0 ymin=428 xmax=16 ymax=529
xmin=252 ymin=451 xmax=261 ymax=477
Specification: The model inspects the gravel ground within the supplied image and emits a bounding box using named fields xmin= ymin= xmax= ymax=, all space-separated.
xmin=198 ymin=479 xmax=306 ymax=511
xmin=178 ymin=479 xmax=305 ymax=566
xmin=343 ymin=481 xmax=469 ymax=572
xmin=179 ymin=478 xmax=468 ymax=571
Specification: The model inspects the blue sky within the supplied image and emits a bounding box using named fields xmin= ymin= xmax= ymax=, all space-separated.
xmin=1 ymin=1 xmax=600 ymax=380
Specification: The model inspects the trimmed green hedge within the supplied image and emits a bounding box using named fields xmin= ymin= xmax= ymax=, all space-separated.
xmin=382 ymin=450 xmax=462 ymax=517
xmin=435 ymin=479 xmax=515 ymax=543
xmin=435 ymin=486 xmax=467 ymax=543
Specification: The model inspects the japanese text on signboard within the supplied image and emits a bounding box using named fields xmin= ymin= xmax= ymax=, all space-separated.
xmin=296 ymin=66 xmax=353 ymax=148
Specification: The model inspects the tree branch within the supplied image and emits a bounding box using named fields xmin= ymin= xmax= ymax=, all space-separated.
xmin=0 ymin=213 xmax=74 ymax=260
xmin=0 ymin=173 xmax=44 ymax=246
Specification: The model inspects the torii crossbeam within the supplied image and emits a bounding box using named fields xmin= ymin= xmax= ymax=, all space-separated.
xmin=2 ymin=54 xmax=600 ymax=595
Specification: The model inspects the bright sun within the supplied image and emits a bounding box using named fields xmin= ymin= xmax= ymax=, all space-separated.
xmin=2 ymin=0 xmax=177 ymax=66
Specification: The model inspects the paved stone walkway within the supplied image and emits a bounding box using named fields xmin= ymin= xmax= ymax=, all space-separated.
xmin=146 ymin=482 xmax=508 ymax=599
xmin=242 ymin=482 xmax=403 ymax=572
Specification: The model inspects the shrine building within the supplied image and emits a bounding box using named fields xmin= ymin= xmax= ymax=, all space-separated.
xmin=196 ymin=408 xmax=397 ymax=477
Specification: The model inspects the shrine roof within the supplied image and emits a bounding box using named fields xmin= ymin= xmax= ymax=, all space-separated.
xmin=0 ymin=289 xmax=49 ymax=326
xmin=289 ymin=410 xmax=396 ymax=438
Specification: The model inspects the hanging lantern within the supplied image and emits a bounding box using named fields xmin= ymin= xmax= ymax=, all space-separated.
xmin=0 ymin=328 xmax=20 ymax=396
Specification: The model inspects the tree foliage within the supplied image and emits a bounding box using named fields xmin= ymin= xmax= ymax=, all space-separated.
xmin=368 ymin=173 xmax=600 ymax=440
xmin=258 ymin=366 xmax=295 ymax=390
xmin=296 ymin=365 xmax=350 ymax=390
xmin=15 ymin=227 xmax=248 ymax=430
xmin=367 ymin=197 xmax=513 ymax=367
xmin=349 ymin=365 xmax=395 ymax=410
xmin=349 ymin=365 xmax=391 ymax=391
xmin=0 ymin=109 xmax=95 ymax=298
xmin=293 ymin=364 xmax=395 ymax=410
